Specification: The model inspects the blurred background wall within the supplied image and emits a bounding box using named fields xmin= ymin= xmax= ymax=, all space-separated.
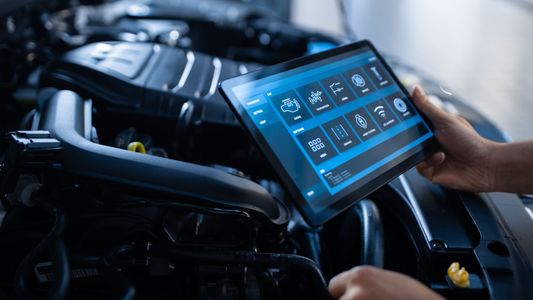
xmin=292 ymin=0 xmax=533 ymax=140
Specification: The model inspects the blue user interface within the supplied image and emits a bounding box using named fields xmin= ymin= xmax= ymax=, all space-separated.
xmin=230 ymin=47 xmax=433 ymax=212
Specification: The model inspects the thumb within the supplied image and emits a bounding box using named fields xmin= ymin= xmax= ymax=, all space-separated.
xmin=412 ymin=86 xmax=449 ymax=125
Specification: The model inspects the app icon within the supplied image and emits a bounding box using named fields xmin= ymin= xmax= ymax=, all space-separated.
xmin=367 ymin=100 xmax=398 ymax=130
xmin=271 ymin=90 xmax=312 ymax=125
xmin=329 ymin=82 xmax=344 ymax=96
xmin=323 ymin=117 xmax=360 ymax=152
xmin=355 ymin=114 xmax=368 ymax=129
xmin=330 ymin=124 xmax=349 ymax=140
xmin=297 ymin=82 xmax=334 ymax=115
xmin=297 ymin=127 xmax=337 ymax=164
xmin=280 ymin=97 xmax=301 ymax=113
xmin=351 ymin=74 xmax=366 ymax=87
xmin=373 ymin=105 xmax=387 ymax=119
xmin=393 ymin=98 xmax=407 ymax=113
xmin=344 ymin=68 xmax=375 ymax=96
xmin=308 ymin=138 xmax=325 ymax=152
xmin=385 ymin=93 xmax=415 ymax=120
xmin=345 ymin=108 xmax=380 ymax=141
xmin=321 ymin=75 xmax=355 ymax=106
xmin=308 ymin=91 xmax=323 ymax=105
xmin=370 ymin=66 xmax=383 ymax=81
xmin=364 ymin=62 xmax=391 ymax=88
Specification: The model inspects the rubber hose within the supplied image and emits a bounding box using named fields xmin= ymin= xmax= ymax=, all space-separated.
xmin=354 ymin=199 xmax=384 ymax=267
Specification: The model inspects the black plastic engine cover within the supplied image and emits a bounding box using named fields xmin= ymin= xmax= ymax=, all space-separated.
xmin=41 ymin=41 xmax=261 ymax=123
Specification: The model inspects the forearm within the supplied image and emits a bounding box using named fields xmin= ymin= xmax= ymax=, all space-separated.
xmin=490 ymin=140 xmax=533 ymax=194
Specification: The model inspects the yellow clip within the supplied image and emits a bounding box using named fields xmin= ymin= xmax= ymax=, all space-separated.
xmin=448 ymin=262 xmax=470 ymax=288
xmin=127 ymin=141 xmax=146 ymax=154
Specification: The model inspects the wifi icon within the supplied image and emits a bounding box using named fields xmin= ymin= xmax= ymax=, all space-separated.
xmin=374 ymin=105 xmax=387 ymax=118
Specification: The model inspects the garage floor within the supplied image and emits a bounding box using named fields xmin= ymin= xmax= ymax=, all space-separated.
xmin=292 ymin=0 xmax=533 ymax=140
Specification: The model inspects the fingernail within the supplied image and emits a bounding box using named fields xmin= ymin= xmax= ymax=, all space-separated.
xmin=412 ymin=87 xmax=422 ymax=102
xmin=414 ymin=85 xmax=426 ymax=97
xmin=420 ymin=86 xmax=427 ymax=96
xmin=434 ymin=151 xmax=446 ymax=163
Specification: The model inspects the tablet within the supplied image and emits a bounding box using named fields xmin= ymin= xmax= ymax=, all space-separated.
xmin=219 ymin=40 xmax=437 ymax=226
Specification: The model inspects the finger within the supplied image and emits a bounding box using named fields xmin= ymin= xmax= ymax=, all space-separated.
xmin=417 ymin=160 xmax=430 ymax=170
xmin=412 ymin=86 xmax=450 ymax=124
xmin=457 ymin=115 xmax=475 ymax=130
xmin=330 ymin=266 xmax=377 ymax=298
xmin=417 ymin=164 xmax=435 ymax=181
xmin=417 ymin=152 xmax=445 ymax=170
xmin=417 ymin=160 xmax=431 ymax=170
xmin=339 ymin=287 xmax=363 ymax=300
xmin=329 ymin=272 xmax=352 ymax=299
xmin=427 ymin=152 xmax=446 ymax=166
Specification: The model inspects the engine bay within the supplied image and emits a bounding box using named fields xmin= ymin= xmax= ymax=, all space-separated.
xmin=0 ymin=1 xmax=532 ymax=299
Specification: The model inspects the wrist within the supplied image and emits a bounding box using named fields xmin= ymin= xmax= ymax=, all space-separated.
xmin=487 ymin=140 xmax=533 ymax=194
xmin=486 ymin=141 xmax=504 ymax=192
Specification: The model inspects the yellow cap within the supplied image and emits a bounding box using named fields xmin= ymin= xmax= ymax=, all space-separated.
xmin=127 ymin=141 xmax=147 ymax=154
xmin=448 ymin=262 xmax=470 ymax=288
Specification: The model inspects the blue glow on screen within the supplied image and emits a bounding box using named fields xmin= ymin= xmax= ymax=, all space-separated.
xmin=230 ymin=48 xmax=433 ymax=212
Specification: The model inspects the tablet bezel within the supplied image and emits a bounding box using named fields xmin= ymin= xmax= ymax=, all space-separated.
xmin=219 ymin=40 xmax=438 ymax=226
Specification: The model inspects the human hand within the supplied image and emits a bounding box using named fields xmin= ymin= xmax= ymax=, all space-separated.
xmin=412 ymin=86 xmax=497 ymax=192
xmin=329 ymin=266 xmax=444 ymax=300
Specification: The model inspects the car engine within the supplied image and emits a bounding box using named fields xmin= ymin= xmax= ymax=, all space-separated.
xmin=0 ymin=1 xmax=532 ymax=299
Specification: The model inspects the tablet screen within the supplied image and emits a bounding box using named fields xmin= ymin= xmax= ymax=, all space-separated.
xmin=220 ymin=41 xmax=436 ymax=225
